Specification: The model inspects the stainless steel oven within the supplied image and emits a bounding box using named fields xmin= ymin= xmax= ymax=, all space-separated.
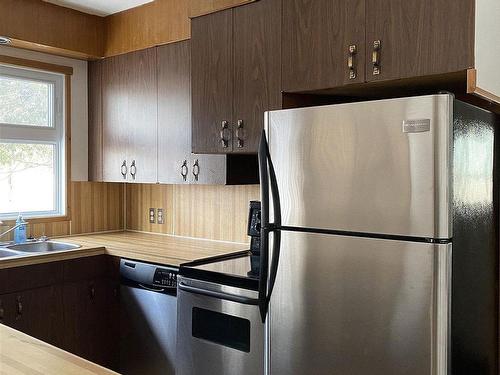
xmin=176 ymin=274 xmax=264 ymax=375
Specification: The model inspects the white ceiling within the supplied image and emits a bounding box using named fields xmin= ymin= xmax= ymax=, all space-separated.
xmin=43 ymin=0 xmax=154 ymax=16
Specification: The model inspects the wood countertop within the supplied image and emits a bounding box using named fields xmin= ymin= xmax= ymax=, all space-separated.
xmin=0 ymin=231 xmax=249 ymax=269
xmin=0 ymin=324 xmax=118 ymax=375
xmin=0 ymin=231 xmax=248 ymax=374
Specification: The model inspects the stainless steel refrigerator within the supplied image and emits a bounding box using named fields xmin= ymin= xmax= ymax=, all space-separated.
xmin=258 ymin=94 xmax=498 ymax=375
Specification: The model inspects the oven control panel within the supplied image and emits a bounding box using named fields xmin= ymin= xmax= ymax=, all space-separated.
xmin=153 ymin=268 xmax=178 ymax=288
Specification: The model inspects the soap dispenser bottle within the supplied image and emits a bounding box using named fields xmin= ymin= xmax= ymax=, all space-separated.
xmin=14 ymin=215 xmax=27 ymax=244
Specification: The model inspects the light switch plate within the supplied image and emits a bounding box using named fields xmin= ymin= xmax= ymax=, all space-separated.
xmin=149 ymin=208 xmax=156 ymax=224
xmin=157 ymin=208 xmax=164 ymax=224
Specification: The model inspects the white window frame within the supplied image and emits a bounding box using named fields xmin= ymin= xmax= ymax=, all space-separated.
xmin=0 ymin=64 xmax=66 ymax=219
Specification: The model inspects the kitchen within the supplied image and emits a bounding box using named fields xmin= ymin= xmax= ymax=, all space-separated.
xmin=0 ymin=0 xmax=499 ymax=374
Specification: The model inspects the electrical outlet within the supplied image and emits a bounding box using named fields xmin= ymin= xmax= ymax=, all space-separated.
xmin=157 ymin=208 xmax=165 ymax=224
xmin=149 ymin=208 xmax=156 ymax=224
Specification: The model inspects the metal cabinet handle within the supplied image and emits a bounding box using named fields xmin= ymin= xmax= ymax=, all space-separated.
xmin=130 ymin=160 xmax=137 ymax=180
xmin=220 ymin=120 xmax=230 ymax=148
xmin=178 ymin=282 xmax=258 ymax=305
xmin=192 ymin=159 xmax=200 ymax=181
xmin=16 ymin=296 xmax=22 ymax=319
xmin=89 ymin=284 xmax=96 ymax=300
xmin=347 ymin=44 xmax=357 ymax=80
xmin=120 ymin=160 xmax=128 ymax=179
xmin=180 ymin=160 xmax=188 ymax=181
xmin=0 ymin=300 xmax=4 ymax=322
xmin=372 ymin=40 xmax=381 ymax=75
xmin=236 ymin=120 xmax=244 ymax=148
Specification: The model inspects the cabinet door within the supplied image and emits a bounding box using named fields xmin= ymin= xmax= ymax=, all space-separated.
xmin=233 ymin=0 xmax=282 ymax=153
xmin=102 ymin=53 xmax=129 ymax=182
xmin=282 ymin=0 xmax=366 ymax=92
xmin=157 ymin=41 xmax=192 ymax=184
xmin=102 ymin=49 xmax=157 ymax=183
xmin=191 ymin=9 xmax=234 ymax=153
xmin=88 ymin=60 xmax=103 ymax=182
xmin=0 ymin=293 xmax=16 ymax=328
xmin=125 ymin=48 xmax=158 ymax=183
xmin=189 ymin=156 xmax=226 ymax=185
xmin=9 ymin=286 xmax=65 ymax=347
xmin=62 ymin=278 xmax=116 ymax=368
xmin=365 ymin=0 xmax=474 ymax=82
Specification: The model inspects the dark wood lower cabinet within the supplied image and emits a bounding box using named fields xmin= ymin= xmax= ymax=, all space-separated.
xmin=8 ymin=286 xmax=65 ymax=347
xmin=0 ymin=256 xmax=120 ymax=371
xmin=62 ymin=277 xmax=119 ymax=368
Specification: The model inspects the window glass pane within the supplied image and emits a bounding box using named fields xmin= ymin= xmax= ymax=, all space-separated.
xmin=0 ymin=143 xmax=55 ymax=214
xmin=0 ymin=76 xmax=51 ymax=127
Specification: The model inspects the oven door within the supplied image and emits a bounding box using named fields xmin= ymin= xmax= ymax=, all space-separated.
xmin=176 ymin=276 xmax=264 ymax=375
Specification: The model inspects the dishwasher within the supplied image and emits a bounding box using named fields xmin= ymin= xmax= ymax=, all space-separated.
xmin=119 ymin=259 xmax=178 ymax=375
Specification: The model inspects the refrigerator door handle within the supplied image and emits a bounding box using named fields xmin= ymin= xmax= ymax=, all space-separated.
xmin=258 ymin=130 xmax=282 ymax=323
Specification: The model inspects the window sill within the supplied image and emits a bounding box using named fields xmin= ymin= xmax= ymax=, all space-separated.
xmin=0 ymin=215 xmax=70 ymax=226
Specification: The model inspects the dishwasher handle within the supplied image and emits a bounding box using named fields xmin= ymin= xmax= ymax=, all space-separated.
xmin=138 ymin=283 xmax=166 ymax=293
xmin=178 ymin=282 xmax=258 ymax=306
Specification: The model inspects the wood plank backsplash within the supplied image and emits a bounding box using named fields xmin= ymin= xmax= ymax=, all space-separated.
xmin=126 ymin=184 xmax=260 ymax=243
xmin=1 ymin=182 xmax=259 ymax=244
xmin=0 ymin=182 xmax=124 ymax=240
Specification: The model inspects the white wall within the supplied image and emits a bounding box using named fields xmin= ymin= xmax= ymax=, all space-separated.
xmin=0 ymin=45 xmax=88 ymax=181
xmin=475 ymin=0 xmax=500 ymax=98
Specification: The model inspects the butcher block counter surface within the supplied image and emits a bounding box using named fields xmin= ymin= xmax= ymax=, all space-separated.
xmin=0 ymin=231 xmax=249 ymax=270
xmin=0 ymin=324 xmax=118 ymax=375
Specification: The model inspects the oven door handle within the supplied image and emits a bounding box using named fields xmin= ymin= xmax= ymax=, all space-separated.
xmin=178 ymin=282 xmax=259 ymax=306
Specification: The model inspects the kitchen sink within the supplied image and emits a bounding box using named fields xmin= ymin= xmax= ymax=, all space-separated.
xmin=0 ymin=248 xmax=24 ymax=258
xmin=5 ymin=241 xmax=81 ymax=253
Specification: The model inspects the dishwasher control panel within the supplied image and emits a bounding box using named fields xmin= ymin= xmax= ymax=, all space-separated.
xmin=153 ymin=268 xmax=178 ymax=288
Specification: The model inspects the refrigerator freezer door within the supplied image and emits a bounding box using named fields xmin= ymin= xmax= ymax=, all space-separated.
xmin=268 ymin=231 xmax=450 ymax=375
xmin=266 ymin=94 xmax=452 ymax=239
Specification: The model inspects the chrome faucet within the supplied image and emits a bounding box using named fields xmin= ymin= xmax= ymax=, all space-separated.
xmin=0 ymin=220 xmax=26 ymax=241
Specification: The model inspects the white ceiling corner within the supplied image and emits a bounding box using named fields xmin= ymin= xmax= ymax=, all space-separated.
xmin=42 ymin=0 xmax=154 ymax=16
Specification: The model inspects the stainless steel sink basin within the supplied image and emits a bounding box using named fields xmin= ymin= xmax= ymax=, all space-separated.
xmin=5 ymin=241 xmax=81 ymax=253
xmin=0 ymin=248 xmax=24 ymax=258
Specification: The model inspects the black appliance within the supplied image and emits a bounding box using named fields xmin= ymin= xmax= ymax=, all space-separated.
xmin=247 ymin=201 xmax=261 ymax=277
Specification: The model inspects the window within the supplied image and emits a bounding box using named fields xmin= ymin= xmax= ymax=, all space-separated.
xmin=0 ymin=64 xmax=66 ymax=219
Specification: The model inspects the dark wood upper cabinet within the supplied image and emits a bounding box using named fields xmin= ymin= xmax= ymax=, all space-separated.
xmin=191 ymin=9 xmax=233 ymax=154
xmin=282 ymin=0 xmax=366 ymax=92
xmin=88 ymin=60 xmax=103 ymax=182
xmin=365 ymin=0 xmax=475 ymax=82
xmin=191 ymin=0 xmax=282 ymax=154
xmin=158 ymin=40 xmax=192 ymax=183
xmin=102 ymin=53 xmax=130 ymax=182
xmin=102 ymin=48 xmax=157 ymax=183
xmin=233 ymin=0 xmax=282 ymax=152
xmin=157 ymin=40 xmax=228 ymax=184
xmin=125 ymin=48 xmax=158 ymax=183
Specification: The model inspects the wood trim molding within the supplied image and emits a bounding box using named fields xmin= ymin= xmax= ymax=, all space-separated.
xmin=0 ymin=54 xmax=73 ymax=75
xmin=467 ymin=69 xmax=500 ymax=104
xmin=65 ymin=75 xmax=72 ymax=221
xmin=0 ymin=0 xmax=104 ymax=59
xmin=103 ymin=0 xmax=190 ymax=57
xmin=0 ymin=0 xmax=258 ymax=59
xmin=7 ymin=38 xmax=100 ymax=61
